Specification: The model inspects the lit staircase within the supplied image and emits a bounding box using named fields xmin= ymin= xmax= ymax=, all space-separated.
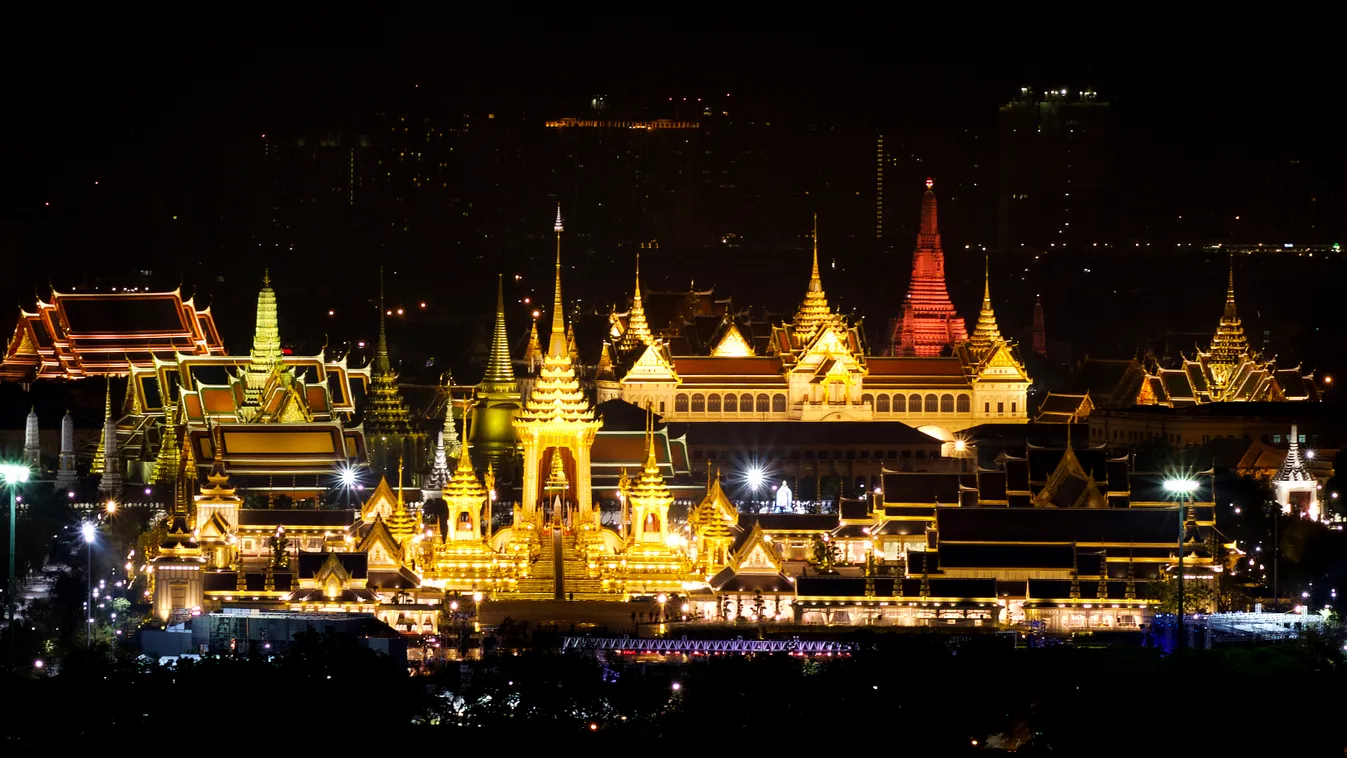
xmin=559 ymin=531 xmax=610 ymax=600
xmin=511 ymin=530 xmax=558 ymax=600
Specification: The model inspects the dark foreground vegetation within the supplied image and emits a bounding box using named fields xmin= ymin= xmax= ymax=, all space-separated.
xmin=3 ymin=625 xmax=1345 ymax=751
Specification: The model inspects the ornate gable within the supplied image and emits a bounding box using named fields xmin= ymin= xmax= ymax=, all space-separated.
xmin=621 ymin=343 xmax=679 ymax=384
xmin=361 ymin=477 xmax=398 ymax=523
xmin=711 ymin=323 xmax=754 ymax=358
xmin=731 ymin=523 xmax=782 ymax=575
xmin=973 ymin=343 xmax=1028 ymax=382
xmin=360 ymin=516 xmax=403 ymax=568
xmin=1032 ymin=447 xmax=1108 ymax=509
xmin=198 ymin=511 xmax=232 ymax=542
xmin=792 ymin=322 xmax=865 ymax=376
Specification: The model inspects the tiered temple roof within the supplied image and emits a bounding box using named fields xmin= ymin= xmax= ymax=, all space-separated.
xmin=1206 ymin=260 xmax=1249 ymax=389
xmin=1 ymin=287 xmax=226 ymax=382
xmin=481 ymin=276 xmax=518 ymax=395
xmin=790 ymin=215 xmax=833 ymax=346
xmin=1274 ymin=423 xmax=1313 ymax=483
xmin=967 ymin=257 xmax=1003 ymax=355
xmin=617 ymin=254 xmax=655 ymax=354
xmin=364 ymin=271 xmax=415 ymax=437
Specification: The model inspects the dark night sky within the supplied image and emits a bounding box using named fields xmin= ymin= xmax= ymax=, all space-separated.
xmin=2 ymin=16 xmax=1343 ymax=383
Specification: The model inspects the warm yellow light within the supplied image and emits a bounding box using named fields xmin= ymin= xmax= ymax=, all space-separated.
xmin=105 ymin=500 xmax=118 ymax=514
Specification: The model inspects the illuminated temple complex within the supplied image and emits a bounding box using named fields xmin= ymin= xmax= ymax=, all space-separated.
xmin=1038 ymin=261 xmax=1320 ymax=421
xmin=4 ymin=194 xmax=1265 ymax=642
xmin=613 ymin=199 xmax=1032 ymax=442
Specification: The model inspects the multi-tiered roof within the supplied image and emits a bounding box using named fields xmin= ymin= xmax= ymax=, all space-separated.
xmin=481 ymin=275 xmax=518 ymax=395
xmin=364 ymin=271 xmax=415 ymax=436
xmin=967 ymin=257 xmax=1004 ymax=354
xmin=1207 ymin=260 xmax=1250 ymax=388
xmin=618 ymin=253 xmax=654 ymax=353
xmin=791 ymin=215 xmax=833 ymax=346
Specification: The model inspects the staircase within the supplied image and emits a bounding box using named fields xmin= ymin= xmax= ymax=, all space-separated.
xmin=507 ymin=529 xmax=619 ymax=601
xmin=560 ymin=532 xmax=609 ymax=600
xmin=511 ymin=531 xmax=558 ymax=600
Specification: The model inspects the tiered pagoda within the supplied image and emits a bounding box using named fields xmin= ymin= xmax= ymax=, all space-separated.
xmin=510 ymin=206 xmax=603 ymax=536
xmin=889 ymin=178 xmax=967 ymax=357
xmin=1206 ymin=260 xmax=1250 ymax=391
xmin=365 ymin=272 xmax=422 ymax=481
xmin=469 ymin=275 xmax=522 ymax=468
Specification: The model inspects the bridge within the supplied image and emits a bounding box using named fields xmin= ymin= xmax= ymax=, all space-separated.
xmin=561 ymin=636 xmax=856 ymax=656
xmin=1204 ymin=612 xmax=1325 ymax=641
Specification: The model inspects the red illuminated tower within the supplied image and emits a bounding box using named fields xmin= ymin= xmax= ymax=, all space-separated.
xmin=888 ymin=178 xmax=967 ymax=356
xmin=1032 ymin=295 xmax=1047 ymax=357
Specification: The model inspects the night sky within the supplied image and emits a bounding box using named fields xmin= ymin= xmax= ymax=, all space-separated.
xmin=2 ymin=17 xmax=1343 ymax=386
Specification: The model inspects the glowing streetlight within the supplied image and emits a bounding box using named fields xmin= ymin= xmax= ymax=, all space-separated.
xmin=105 ymin=500 xmax=118 ymax=515
xmin=1163 ymin=477 xmax=1199 ymax=653
xmin=745 ymin=466 xmax=765 ymax=492
xmin=2 ymin=462 xmax=31 ymax=669
xmin=82 ymin=521 xmax=96 ymax=649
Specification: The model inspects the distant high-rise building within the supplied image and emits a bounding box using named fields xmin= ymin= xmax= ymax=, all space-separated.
xmin=996 ymin=88 xmax=1111 ymax=252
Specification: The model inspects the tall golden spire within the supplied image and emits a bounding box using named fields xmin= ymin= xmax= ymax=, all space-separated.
xmin=154 ymin=402 xmax=181 ymax=484
xmin=792 ymin=213 xmax=832 ymax=344
xmin=481 ymin=274 xmax=518 ymax=392
xmin=968 ymin=255 xmax=1003 ymax=352
xmin=516 ymin=205 xmax=595 ymax=428
xmin=93 ymin=377 xmax=111 ymax=474
xmin=548 ymin=204 xmax=568 ymax=358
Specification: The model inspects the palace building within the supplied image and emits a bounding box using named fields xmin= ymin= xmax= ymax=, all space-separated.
xmin=613 ymin=204 xmax=1032 ymax=444
xmin=1038 ymin=261 xmax=1320 ymax=421
xmin=121 ymin=272 xmax=370 ymax=499
xmin=1 ymin=286 xmax=226 ymax=383
xmin=686 ymin=441 xmax=1223 ymax=631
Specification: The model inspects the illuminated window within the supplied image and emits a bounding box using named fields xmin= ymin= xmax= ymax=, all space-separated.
xmin=691 ymin=394 xmax=705 ymax=413
xmin=940 ymin=394 xmax=954 ymax=413
xmin=862 ymin=393 xmax=874 ymax=408
xmin=675 ymin=394 xmax=688 ymax=413
xmin=924 ymin=394 xmax=938 ymax=413
xmin=877 ymin=394 xmax=890 ymax=412
xmin=772 ymin=395 xmax=786 ymax=413
xmin=708 ymin=394 xmax=721 ymax=413
xmin=997 ymin=402 xmax=1004 ymax=414
xmin=723 ymin=394 xmax=737 ymax=413
xmin=892 ymin=394 xmax=905 ymax=412
xmin=740 ymin=394 xmax=753 ymax=413
xmin=956 ymin=395 xmax=970 ymax=413
xmin=909 ymin=394 xmax=921 ymax=412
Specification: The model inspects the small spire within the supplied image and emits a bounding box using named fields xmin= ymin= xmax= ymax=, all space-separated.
xmin=263 ymin=268 xmax=271 ymax=288
xmin=554 ymin=202 xmax=564 ymax=233
xmin=375 ymin=266 xmax=391 ymax=374
xmin=809 ymin=214 xmax=822 ymax=293
xmin=925 ymin=177 xmax=934 ymax=190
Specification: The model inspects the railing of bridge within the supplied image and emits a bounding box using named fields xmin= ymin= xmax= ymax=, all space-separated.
xmin=561 ymin=637 xmax=856 ymax=655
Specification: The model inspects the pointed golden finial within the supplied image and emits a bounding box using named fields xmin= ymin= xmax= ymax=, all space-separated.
xmin=263 ymin=268 xmax=271 ymax=287
xmin=396 ymin=449 xmax=405 ymax=507
xmin=809 ymin=213 xmax=822 ymax=292
xmin=548 ymin=205 xmax=568 ymax=357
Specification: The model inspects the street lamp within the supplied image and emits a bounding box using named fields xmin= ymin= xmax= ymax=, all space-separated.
xmin=81 ymin=521 xmax=96 ymax=649
xmin=1 ymin=463 xmax=31 ymax=671
xmin=1163 ymin=477 xmax=1199 ymax=654
xmin=338 ymin=463 xmax=359 ymax=508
